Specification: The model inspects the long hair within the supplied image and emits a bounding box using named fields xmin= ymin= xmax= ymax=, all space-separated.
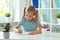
xmin=23 ymin=5 xmax=38 ymax=23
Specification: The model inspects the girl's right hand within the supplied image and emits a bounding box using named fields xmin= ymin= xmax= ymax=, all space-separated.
xmin=18 ymin=29 xmax=22 ymax=33
xmin=15 ymin=24 xmax=21 ymax=29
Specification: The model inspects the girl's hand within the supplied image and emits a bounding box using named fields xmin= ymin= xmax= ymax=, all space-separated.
xmin=18 ymin=29 xmax=22 ymax=33
xmin=28 ymin=32 xmax=35 ymax=35
xmin=15 ymin=24 xmax=21 ymax=29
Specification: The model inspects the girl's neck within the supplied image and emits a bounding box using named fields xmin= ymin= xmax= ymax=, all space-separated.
xmin=25 ymin=18 xmax=33 ymax=22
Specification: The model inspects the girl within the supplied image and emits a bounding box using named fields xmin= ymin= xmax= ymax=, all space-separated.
xmin=15 ymin=5 xmax=41 ymax=35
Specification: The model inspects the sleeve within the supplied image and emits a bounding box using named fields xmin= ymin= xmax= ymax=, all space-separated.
xmin=18 ymin=18 xmax=24 ymax=25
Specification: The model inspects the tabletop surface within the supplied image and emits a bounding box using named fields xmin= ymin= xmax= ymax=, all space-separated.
xmin=0 ymin=32 xmax=60 ymax=40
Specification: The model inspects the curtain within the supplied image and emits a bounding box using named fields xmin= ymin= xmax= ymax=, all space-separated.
xmin=9 ymin=0 xmax=21 ymax=21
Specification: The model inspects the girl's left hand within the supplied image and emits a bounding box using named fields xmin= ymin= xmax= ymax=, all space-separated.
xmin=28 ymin=32 xmax=35 ymax=35
xmin=18 ymin=29 xmax=22 ymax=33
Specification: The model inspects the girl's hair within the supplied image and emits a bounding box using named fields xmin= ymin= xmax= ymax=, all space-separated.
xmin=23 ymin=5 xmax=38 ymax=23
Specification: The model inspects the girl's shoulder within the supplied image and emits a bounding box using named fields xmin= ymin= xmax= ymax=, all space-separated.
xmin=19 ymin=18 xmax=26 ymax=22
xmin=18 ymin=18 xmax=26 ymax=25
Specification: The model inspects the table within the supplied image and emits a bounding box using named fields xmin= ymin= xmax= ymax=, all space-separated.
xmin=0 ymin=32 xmax=60 ymax=40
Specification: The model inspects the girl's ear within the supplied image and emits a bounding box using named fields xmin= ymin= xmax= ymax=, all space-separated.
xmin=33 ymin=15 xmax=36 ymax=19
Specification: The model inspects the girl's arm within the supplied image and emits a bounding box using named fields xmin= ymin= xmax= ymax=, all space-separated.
xmin=33 ymin=25 xmax=42 ymax=34
xmin=29 ymin=25 xmax=42 ymax=35
xmin=15 ymin=24 xmax=22 ymax=33
xmin=15 ymin=24 xmax=21 ymax=29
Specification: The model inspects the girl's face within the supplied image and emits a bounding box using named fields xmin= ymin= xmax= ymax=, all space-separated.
xmin=25 ymin=11 xmax=34 ymax=21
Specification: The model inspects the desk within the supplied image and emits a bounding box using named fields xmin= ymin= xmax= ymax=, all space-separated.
xmin=0 ymin=32 xmax=60 ymax=40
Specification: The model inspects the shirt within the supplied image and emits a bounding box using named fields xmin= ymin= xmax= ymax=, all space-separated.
xmin=19 ymin=18 xmax=40 ymax=32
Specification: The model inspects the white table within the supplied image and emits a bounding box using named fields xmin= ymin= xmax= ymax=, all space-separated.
xmin=0 ymin=32 xmax=60 ymax=40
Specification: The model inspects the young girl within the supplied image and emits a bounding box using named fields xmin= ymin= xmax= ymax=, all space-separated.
xmin=15 ymin=5 xmax=41 ymax=35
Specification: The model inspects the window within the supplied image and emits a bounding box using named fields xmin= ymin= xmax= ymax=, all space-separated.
xmin=0 ymin=0 xmax=20 ymax=21
xmin=53 ymin=0 xmax=60 ymax=8
xmin=0 ymin=0 xmax=10 ymax=22
xmin=0 ymin=0 xmax=10 ymax=17
xmin=32 ymin=0 xmax=50 ymax=8
xmin=0 ymin=0 xmax=28 ymax=22
xmin=41 ymin=0 xmax=50 ymax=8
